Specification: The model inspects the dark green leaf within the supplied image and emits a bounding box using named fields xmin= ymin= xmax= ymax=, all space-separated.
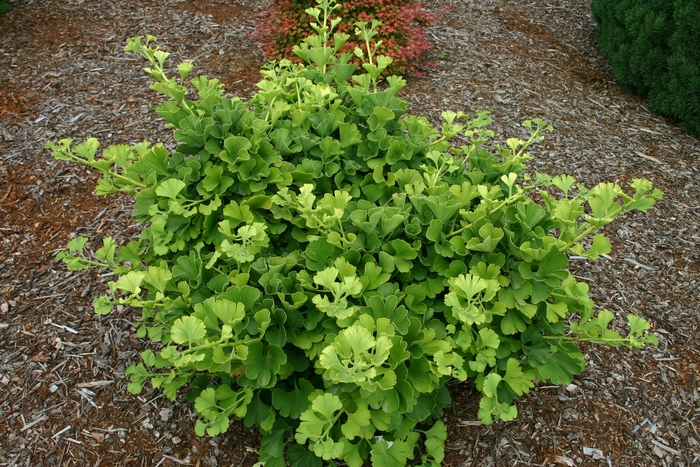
xmin=272 ymin=378 xmax=315 ymax=419
xmin=287 ymin=444 xmax=323 ymax=467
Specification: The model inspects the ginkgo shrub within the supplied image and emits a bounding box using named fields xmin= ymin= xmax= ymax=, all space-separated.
xmin=47 ymin=1 xmax=662 ymax=466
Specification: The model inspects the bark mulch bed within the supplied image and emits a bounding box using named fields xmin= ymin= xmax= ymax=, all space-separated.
xmin=1 ymin=0 xmax=699 ymax=466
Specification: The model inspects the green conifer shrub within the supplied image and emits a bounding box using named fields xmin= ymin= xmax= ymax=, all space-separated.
xmin=591 ymin=0 xmax=700 ymax=135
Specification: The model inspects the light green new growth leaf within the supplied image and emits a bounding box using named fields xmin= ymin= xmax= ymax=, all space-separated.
xmin=423 ymin=421 xmax=447 ymax=465
xmin=583 ymin=234 xmax=612 ymax=259
xmin=371 ymin=435 xmax=416 ymax=467
xmin=194 ymin=420 xmax=208 ymax=437
xmin=597 ymin=309 xmax=615 ymax=328
xmin=140 ymin=349 xmax=156 ymax=367
xmin=545 ymin=301 xmax=568 ymax=323
xmin=500 ymin=172 xmax=518 ymax=189
xmin=587 ymin=182 xmax=620 ymax=219
xmin=506 ymin=138 xmax=523 ymax=153
xmin=312 ymin=295 xmax=357 ymax=320
xmin=628 ymin=314 xmax=650 ymax=335
xmin=469 ymin=328 xmax=500 ymax=372
xmin=478 ymin=395 xmax=517 ymax=425
xmin=341 ymin=404 xmax=371 ymax=440
xmin=319 ymin=324 xmax=390 ymax=385
xmin=155 ymin=179 xmax=186 ymax=199
xmin=66 ymin=235 xmax=89 ymax=254
xmin=433 ymin=351 xmax=467 ymax=380
xmin=72 ymin=138 xmax=100 ymax=161
xmin=477 ymin=327 xmax=500 ymax=351
xmin=57 ymin=236 xmax=92 ymax=270
xmin=171 ymin=316 xmax=207 ymax=345
xmin=153 ymin=49 xmax=170 ymax=67
xmin=342 ymin=276 xmax=363 ymax=297
xmin=298 ymin=184 xmax=316 ymax=211
xmin=95 ymin=237 xmax=117 ymax=263
xmin=627 ymin=315 xmax=658 ymax=347
xmin=442 ymin=110 xmax=457 ymax=126
xmin=115 ymin=271 xmax=146 ymax=295
xmin=503 ymin=358 xmax=535 ymax=396
xmin=144 ymin=266 xmax=172 ymax=293
xmin=194 ymin=387 xmax=218 ymax=415
xmin=125 ymin=363 xmax=149 ymax=394
xmin=451 ymin=273 xmax=486 ymax=298
xmin=339 ymin=324 xmax=376 ymax=357
xmin=178 ymin=61 xmax=193 ymax=81
xmin=312 ymin=264 xmax=362 ymax=319
xmin=313 ymin=267 xmax=339 ymax=290
xmin=481 ymin=372 xmax=502 ymax=398
xmin=552 ymin=174 xmax=576 ymax=195
xmin=478 ymin=372 xmax=520 ymax=423
xmin=93 ymin=295 xmax=113 ymax=315
xmin=213 ymin=299 xmax=245 ymax=327
xmin=296 ymin=393 xmax=343 ymax=459
xmin=628 ymin=179 xmax=663 ymax=212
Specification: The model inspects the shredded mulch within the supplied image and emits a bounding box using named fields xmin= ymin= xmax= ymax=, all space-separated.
xmin=1 ymin=0 xmax=698 ymax=466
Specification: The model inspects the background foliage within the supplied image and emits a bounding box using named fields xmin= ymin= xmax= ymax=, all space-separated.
xmin=591 ymin=0 xmax=700 ymax=135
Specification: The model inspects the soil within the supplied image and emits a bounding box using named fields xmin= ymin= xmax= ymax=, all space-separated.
xmin=1 ymin=0 xmax=699 ymax=466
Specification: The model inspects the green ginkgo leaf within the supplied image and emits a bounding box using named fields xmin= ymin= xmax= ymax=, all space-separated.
xmin=244 ymin=341 xmax=287 ymax=387
xmin=370 ymin=434 xmax=417 ymax=467
xmin=115 ymin=271 xmax=146 ymax=295
xmin=503 ymin=358 xmax=535 ymax=396
xmin=244 ymin=392 xmax=276 ymax=432
xmin=306 ymin=238 xmax=338 ymax=271
xmin=171 ymin=316 xmax=207 ymax=345
xmin=212 ymin=299 xmax=245 ymax=327
xmin=296 ymin=393 xmax=343 ymax=445
xmin=144 ymin=266 xmax=172 ymax=293
xmin=287 ymin=444 xmax=324 ymax=467
xmin=272 ymin=378 xmax=316 ymax=419
xmin=155 ymin=178 xmax=186 ymax=199
xmin=533 ymin=343 xmax=585 ymax=385
xmin=383 ymin=239 xmax=417 ymax=273
xmin=340 ymin=403 xmax=371 ymax=440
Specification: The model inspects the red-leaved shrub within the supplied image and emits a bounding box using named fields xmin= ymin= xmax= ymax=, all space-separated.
xmin=251 ymin=0 xmax=438 ymax=76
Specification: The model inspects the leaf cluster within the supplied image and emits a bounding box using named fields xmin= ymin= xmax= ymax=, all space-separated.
xmin=48 ymin=1 xmax=662 ymax=465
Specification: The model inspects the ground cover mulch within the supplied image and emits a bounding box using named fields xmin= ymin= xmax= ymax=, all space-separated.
xmin=1 ymin=0 xmax=699 ymax=466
